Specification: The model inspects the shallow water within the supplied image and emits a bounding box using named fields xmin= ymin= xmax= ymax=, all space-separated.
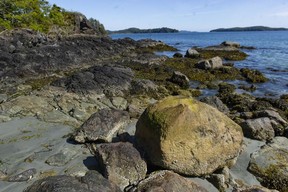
xmin=111 ymin=31 xmax=288 ymax=98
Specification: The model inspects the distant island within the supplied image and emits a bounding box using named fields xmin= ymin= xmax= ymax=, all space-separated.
xmin=210 ymin=26 xmax=288 ymax=32
xmin=108 ymin=27 xmax=179 ymax=34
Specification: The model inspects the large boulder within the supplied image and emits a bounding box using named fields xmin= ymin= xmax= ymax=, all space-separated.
xmin=248 ymin=137 xmax=288 ymax=191
xmin=73 ymin=108 xmax=130 ymax=143
xmin=135 ymin=96 xmax=243 ymax=176
xmin=136 ymin=170 xmax=208 ymax=192
xmin=91 ymin=142 xmax=147 ymax=190
xmin=196 ymin=56 xmax=223 ymax=70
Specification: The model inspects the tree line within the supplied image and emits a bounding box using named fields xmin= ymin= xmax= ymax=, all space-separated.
xmin=0 ymin=0 xmax=106 ymax=34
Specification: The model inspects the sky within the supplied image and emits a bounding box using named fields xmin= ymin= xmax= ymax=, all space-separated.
xmin=47 ymin=0 xmax=288 ymax=32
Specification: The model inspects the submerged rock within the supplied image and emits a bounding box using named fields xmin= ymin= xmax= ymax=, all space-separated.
xmin=73 ymin=108 xmax=130 ymax=143
xmin=248 ymin=137 xmax=288 ymax=191
xmin=91 ymin=142 xmax=147 ymax=190
xmin=136 ymin=170 xmax=208 ymax=192
xmin=7 ymin=168 xmax=37 ymax=182
xmin=135 ymin=96 xmax=243 ymax=176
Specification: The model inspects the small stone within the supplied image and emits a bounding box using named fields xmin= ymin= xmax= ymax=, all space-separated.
xmin=0 ymin=170 xmax=7 ymax=180
xmin=7 ymin=168 xmax=37 ymax=182
xmin=185 ymin=48 xmax=200 ymax=58
xmin=173 ymin=52 xmax=183 ymax=58
xmin=111 ymin=97 xmax=128 ymax=110
xmin=196 ymin=56 xmax=223 ymax=70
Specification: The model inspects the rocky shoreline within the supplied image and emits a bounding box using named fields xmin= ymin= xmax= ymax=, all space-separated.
xmin=0 ymin=29 xmax=287 ymax=192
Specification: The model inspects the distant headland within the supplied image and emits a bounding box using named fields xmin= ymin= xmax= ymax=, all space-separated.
xmin=210 ymin=26 xmax=288 ymax=32
xmin=108 ymin=27 xmax=179 ymax=34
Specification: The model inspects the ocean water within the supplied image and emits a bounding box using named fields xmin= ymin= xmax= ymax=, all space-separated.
xmin=111 ymin=31 xmax=288 ymax=98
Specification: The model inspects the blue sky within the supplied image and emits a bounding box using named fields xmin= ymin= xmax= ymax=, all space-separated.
xmin=47 ymin=0 xmax=288 ymax=31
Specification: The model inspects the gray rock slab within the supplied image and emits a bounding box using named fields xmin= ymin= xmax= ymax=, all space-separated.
xmin=73 ymin=108 xmax=130 ymax=143
xmin=92 ymin=142 xmax=147 ymax=190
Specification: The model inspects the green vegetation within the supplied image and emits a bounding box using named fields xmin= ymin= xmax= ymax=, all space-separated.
xmin=210 ymin=26 xmax=288 ymax=32
xmin=0 ymin=0 xmax=106 ymax=34
xmin=108 ymin=27 xmax=179 ymax=34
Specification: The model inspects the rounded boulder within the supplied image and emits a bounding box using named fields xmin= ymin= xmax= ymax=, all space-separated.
xmin=135 ymin=96 xmax=243 ymax=176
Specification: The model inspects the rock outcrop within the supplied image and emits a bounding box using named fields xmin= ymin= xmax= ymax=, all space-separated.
xmin=248 ymin=137 xmax=288 ymax=191
xmin=135 ymin=96 xmax=243 ymax=176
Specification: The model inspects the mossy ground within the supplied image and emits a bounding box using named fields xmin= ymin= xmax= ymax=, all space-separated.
xmin=197 ymin=49 xmax=248 ymax=61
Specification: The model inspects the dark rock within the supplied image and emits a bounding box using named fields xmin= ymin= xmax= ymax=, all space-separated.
xmin=185 ymin=48 xmax=200 ymax=58
xmin=81 ymin=170 xmax=121 ymax=192
xmin=196 ymin=56 xmax=223 ymax=70
xmin=74 ymin=108 xmax=130 ymax=143
xmin=200 ymin=96 xmax=230 ymax=114
xmin=221 ymin=41 xmax=240 ymax=48
xmin=0 ymin=30 xmax=140 ymax=95
xmin=91 ymin=142 xmax=147 ymax=190
xmin=248 ymin=137 xmax=288 ymax=191
xmin=24 ymin=171 xmax=121 ymax=192
xmin=74 ymin=13 xmax=97 ymax=34
xmin=173 ymin=52 xmax=183 ymax=58
xmin=239 ymin=84 xmax=257 ymax=92
xmin=218 ymin=82 xmax=236 ymax=95
xmin=240 ymin=68 xmax=268 ymax=83
xmin=240 ymin=118 xmax=275 ymax=141
xmin=52 ymin=65 xmax=134 ymax=97
xmin=169 ymin=71 xmax=190 ymax=88
xmin=254 ymin=109 xmax=288 ymax=136
xmin=136 ymin=170 xmax=208 ymax=192
xmin=8 ymin=168 xmax=37 ymax=182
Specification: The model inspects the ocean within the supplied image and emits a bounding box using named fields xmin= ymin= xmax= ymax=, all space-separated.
xmin=111 ymin=31 xmax=288 ymax=98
